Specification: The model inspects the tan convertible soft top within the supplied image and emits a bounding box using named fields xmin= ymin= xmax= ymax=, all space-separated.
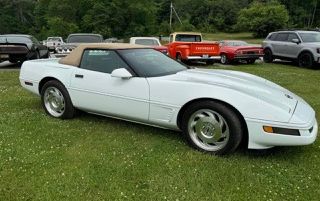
xmin=59 ymin=43 xmax=149 ymax=67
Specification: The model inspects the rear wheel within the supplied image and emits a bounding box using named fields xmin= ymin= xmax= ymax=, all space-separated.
xmin=41 ymin=80 xmax=75 ymax=119
xmin=220 ymin=54 xmax=229 ymax=65
xmin=263 ymin=49 xmax=273 ymax=63
xmin=176 ymin=53 xmax=183 ymax=62
xmin=298 ymin=52 xmax=314 ymax=68
xmin=181 ymin=101 xmax=244 ymax=155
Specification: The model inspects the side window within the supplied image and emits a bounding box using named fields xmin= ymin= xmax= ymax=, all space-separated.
xmin=268 ymin=33 xmax=277 ymax=41
xmin=275 ymin=33 xmax=289 ymax=41
xmin=288 ymin=33 xmax=299 ymax=42
xmin=80 ymin=49 xmax=129 ymax=74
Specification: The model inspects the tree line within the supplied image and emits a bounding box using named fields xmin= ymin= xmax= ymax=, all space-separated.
xmin=0 ymin=0 xmax=319 ymax=40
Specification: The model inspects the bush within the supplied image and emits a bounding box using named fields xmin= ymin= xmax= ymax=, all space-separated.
xmin=236 ymin=1 xmax=289 ymax=38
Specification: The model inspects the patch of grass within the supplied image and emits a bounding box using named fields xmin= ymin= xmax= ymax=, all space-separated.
xmin=0 ymin=64 xmax=319 ymax=201
xmin=203 ymin=32 xmax=264 ymax=44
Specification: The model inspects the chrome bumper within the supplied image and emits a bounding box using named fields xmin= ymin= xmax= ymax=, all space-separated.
xmin=187 ymin=56 xmax=221 ymax=60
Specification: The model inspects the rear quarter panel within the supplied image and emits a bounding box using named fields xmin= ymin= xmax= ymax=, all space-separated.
xmin=19 ymin=59 xmax=75 ymax=95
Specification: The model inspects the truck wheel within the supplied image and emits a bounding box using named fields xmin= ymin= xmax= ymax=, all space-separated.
xmin=263 ymin=49 xmax=273 ymax=63
xmin=181 ymin=100 xmax=244 ymax=155
xmin=176 ymin=53 xmax=183 ymax=62
xmin=298 ymin=52 xmax=314 ymax=68
xmin=220 ymin=54 xmax=229 ymax=64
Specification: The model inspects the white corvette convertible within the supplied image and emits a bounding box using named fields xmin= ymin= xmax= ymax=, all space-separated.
xmin=19 ymin=43 xmax=318 ymax=155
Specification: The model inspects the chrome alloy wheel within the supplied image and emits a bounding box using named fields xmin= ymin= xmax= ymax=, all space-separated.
xmin=188 ymin=109 xmax=230 ymax=151
xmin=44 ymin=87 xmax=65 ymax=117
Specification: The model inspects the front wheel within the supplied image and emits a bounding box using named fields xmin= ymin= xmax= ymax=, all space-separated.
xmin=41 ymin=80 xmax=75 ymax=119
xmin=181 ymin=101 xmax=244 ymax=155
xmin=220 ymin=54 xmax=230 ymax=65
xmin=298 ymin=52 xmax=314 ymax=68
xmin=263 ymin=49 xmax=273 ymax=63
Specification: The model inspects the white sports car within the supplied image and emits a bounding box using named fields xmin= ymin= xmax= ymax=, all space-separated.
xmin=19 ymin=43 xmax=318 ymax=155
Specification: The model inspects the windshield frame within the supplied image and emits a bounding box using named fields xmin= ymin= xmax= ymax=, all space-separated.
xmin=117 ymin=48 xmax=189 ymax=78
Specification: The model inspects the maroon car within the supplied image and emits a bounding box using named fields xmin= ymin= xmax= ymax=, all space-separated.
xmin=0 ymin=34 xmax=49 ymax=63
xmin=219 ymin=40 xmax=264 ymax=64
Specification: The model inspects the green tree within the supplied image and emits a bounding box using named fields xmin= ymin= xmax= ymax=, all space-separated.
xmin=236 ymin=1 xmax=289 ymax=37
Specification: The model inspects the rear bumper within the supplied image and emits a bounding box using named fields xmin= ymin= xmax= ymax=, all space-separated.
xmin=187 ymin=56 xmax=221 ymax=60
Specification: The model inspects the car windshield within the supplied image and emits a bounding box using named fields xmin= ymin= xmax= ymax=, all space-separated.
xmin=299 ymin=32 xmax=320 ymax=43
xmin=0 ymin=36 xmax=31 ymax=43
xmin=135 ymin=39 xmax=160 ymax=46
xmin=229 ymin=41 xmax=248 ymax=46
xmin=175 ymin=34 xmax=201 ymax=42
xmin=67 ymin=35 xmax=102 ymax=43
xmin=118 ymin=49 xmax=187 ymax=77
xmin=47 ymin=37 xmax=62 ymax=42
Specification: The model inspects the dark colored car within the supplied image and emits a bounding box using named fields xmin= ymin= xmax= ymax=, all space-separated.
xmin=0 ymin=34 xmax=49 ymax=63
xmin=55 ymin=33 xmax=104 ymax=57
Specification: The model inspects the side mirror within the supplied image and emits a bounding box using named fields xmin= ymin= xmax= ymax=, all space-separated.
xmin=292 ymin=38 xmax=300 ymax=44
xmin=111 ymin=68 xmax=132 ymax=79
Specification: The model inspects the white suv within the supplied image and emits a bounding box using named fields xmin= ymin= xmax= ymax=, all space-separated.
xmin=262 ymin=31 xmax=320 ymax=68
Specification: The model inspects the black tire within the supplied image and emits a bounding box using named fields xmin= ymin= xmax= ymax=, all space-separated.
xmin=33 ymin=51 xmax=40 ymax=60
xmin=263 ymin=49 xmax=273 ymax=63
xmin=246 ymin=59 xmax=256 ymax=64
xmin=220 ymin=54 xmax=230 ymax=65
xmin=44 ymin=51 xmax=50 ymax=58
xmin=206 ymin=60 xmax=215 ymax=65
xmin=40 ymin=80 xmax=75 ymax=119
xmin=9 ymin=59 xmax=19 ymax=63
xmin=176 ymin=53 xmax=183 ymax=62
xmin=298 ymin=52 xmax=314 ymax=68
xmin=181 ymin=101 xmax=244 ymax=155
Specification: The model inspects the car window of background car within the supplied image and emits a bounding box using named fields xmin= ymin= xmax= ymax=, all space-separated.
xmin=275 ymin=33 xmax=289 ymax=41
xmin=48 ymin=37 xmax=62 ymax=42
xmin=68 ymin=35 xmax=103 ymax=43
xmin=175 ymin=35 xmax=201 ymax=42
xmin=31 ymin=37 xmax=40 ymax=45
xmin=287 ymin=33 xmax=299 ymax=42
xmin=233 ymin=41 xmax=248 ymax=46
xmin=80 ymin=50 xmax=129 ymax=74
xmin=299 ymin=32 xmax=320 ymax=43
xmin=119 ymin=49 xmax=187 ymax=77
xmin=135 ymin=39 xmax=159 ymax=46
xmin=0 ymin=36 xmax=32 ymax=43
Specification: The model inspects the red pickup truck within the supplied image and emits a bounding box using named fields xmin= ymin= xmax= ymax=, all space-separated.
xmin=166 ymin=32 xmax=220 ymax=65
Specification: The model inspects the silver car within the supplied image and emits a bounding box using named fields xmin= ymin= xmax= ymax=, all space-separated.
xmin=262 ymin=31 xmax=320 ymax=68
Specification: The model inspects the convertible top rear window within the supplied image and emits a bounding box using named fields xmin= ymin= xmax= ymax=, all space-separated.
xmin=119 ymin=49 xmax=187 ymax=77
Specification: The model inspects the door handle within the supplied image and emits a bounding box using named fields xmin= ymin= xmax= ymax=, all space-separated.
xmin=75 ymin=74 xmax=84 ymax=78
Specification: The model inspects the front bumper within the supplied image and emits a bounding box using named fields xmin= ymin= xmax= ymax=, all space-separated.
xmin=246 ymin=100 xmax=318 ymax=149
xmin=187 ymin=56 xmax=221 ymax=60
xmin=234 ymin=54 xmax=264 ymax=59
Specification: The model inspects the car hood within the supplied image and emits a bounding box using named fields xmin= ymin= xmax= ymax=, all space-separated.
xmin=170 ymin=68 xmax=298 ymax=113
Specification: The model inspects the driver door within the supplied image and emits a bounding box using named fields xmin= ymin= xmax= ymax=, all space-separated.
xmin=68 ymin=49 xmax=150 ymax=122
